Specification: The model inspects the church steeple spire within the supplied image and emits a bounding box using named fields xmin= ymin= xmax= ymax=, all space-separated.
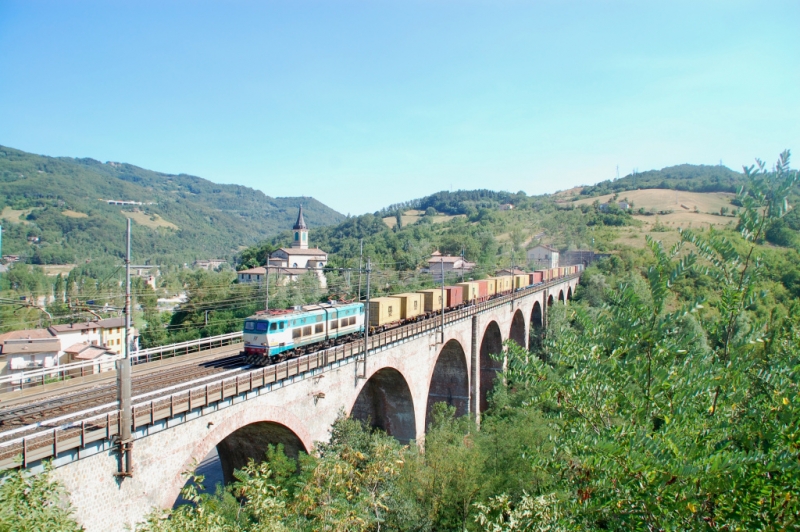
xmin=292 ymin=205 xmax=309 ymax=249
xmin=293 ymin=205 xmax=307 ymax=230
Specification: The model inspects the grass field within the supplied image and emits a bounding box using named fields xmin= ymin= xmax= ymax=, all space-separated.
xmin=0 ymin=207 xmax=32 ymax=224
xmin=42 ymin=264 xmax=77 ymax=276
xmin=62 ymin=210 xmax=89 ymax=218
xmin=383 ymin=209 xmax=465 ymax=229
xmin=574 ymin=189 xmax=736 ymax=214
xmin=122 ymin=210 xmax=179 ymax=230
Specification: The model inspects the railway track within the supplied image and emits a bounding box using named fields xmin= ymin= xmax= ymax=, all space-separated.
xmin=0 ymin=353 xmax=249 ymax=439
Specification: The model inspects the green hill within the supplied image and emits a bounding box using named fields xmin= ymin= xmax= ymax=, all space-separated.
xmin=0 ymin=146 xmax=345 ymax=265
xmin=579 ymin=164 xmax=744 ymax=197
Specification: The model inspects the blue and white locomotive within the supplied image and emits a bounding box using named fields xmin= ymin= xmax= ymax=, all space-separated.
xmin=242 ymin=302 xmax=365 ymax=365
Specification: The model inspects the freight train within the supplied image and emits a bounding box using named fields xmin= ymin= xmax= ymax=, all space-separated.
xmin=241 ymin=265 xmax=581 ymax=365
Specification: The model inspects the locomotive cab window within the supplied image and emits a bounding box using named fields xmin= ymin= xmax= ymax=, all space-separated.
xmin=245 ymin=322 xmax=255 ymax=330
xmin=270 ymin=323 xmax=277 ymax=331
xmin=256 ymin=322 xmax=268 ymax=332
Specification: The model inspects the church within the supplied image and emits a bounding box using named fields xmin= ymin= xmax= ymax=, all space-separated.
xmin=236 ymin=206 xmax=328 ymax=288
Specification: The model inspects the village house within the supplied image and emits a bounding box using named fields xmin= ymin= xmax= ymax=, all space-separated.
xmin=426 ymin=251 xmax=476 ymax=283
xmin=526 ymin=244 xmax=559 ymax=269
xmin=193 ymin=259 xmax=227 ymax=271
xmin=0 ymin=329 xmax=62 ymax=375
xmin=48 ymin=317 xmax=130 ymax=356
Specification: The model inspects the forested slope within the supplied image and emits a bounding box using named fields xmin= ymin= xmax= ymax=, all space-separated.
xmin=0 ymin=146 xmax=344 ymax=264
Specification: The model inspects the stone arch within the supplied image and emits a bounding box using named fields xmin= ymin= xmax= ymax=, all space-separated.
xmin=530 ymin=301 xmax=544 ymax=350
xmin=547 ymin=294 xmax=554 ymax=307
xmin=351 ymin=367 xmax=416 ymax=444
xmin=479 ymin=321 xmax=503 ymax=413
xmin=567 ymin=286 xmax=573 ymax=301
xmin=215 ymin=422 xmax=306 ymax=484
xmin=558 ymin=289 xmax=565 ymax=302
xmin=425 ymin=339 xmax=469 ymax=428
xmin=509 ymin=309 xmax=526 ymax=349
xmin=165 ymin=407 xmax=312 ymax=507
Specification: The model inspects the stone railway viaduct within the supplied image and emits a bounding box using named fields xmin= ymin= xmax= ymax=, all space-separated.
xmin=42 ymin=276 xmax=578 ymax=531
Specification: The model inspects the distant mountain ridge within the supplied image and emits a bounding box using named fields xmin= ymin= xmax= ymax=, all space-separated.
xmin=0 ymin=145 xmax=345 ymax=264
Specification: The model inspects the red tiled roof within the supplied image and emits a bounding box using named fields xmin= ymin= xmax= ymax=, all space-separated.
xmin=0 ymin=328 xmax=55 ymax=343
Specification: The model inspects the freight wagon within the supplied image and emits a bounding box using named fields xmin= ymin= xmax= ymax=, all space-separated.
xmin=390 ymin=293 xmax=425 ymax=321
xmin=444 ymin=286 xmax=464 ymax=308
xmin=457 ymin=282 xmax=480 ymax=303
xmin=416 ymin=289 xmax=444 ymax=313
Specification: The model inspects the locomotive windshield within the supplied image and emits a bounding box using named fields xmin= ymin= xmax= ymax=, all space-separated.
xmin=245 ymin=321 xmax=269 ymax=332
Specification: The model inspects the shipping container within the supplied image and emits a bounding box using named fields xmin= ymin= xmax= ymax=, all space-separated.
xmin=444 ymin=286 xmax=464 ymax=308
xmin=531 ymin=271 xmax=543 ymax=284
xmin=457 ymin=282 xmax=480 ymax=302
xmin=368 ymin=297 xmax=400 ymax=328
xmin=416 ymin=289 xmax=444 ymax=313
xmin=476 ymin=280 xmax=489 ymax=299
xmin=513 ymin=274 xmax=528 ymax=289
xmin=494 ymin=275 xmax=512 ymax=292
xmin=389 ymin=293 xmax=425 ymax=320
xmin=484 ymin=277 xmax=497 ymax=296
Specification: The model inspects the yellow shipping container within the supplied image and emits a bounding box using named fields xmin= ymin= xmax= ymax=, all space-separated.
xmin=368 ymin=297 xmax=400 ymax=327
xmin=494 ymin=276 xmax=511 ymax=292
xmin=416 ymin=289 xmax=444 ymax=312
xmin=457 ymin=282 xmax=479 ymax=302
xmin=484 ymin=278 xmax=497 ymax=296
xmin=390 ymin=293 xmax=425 ymax=320
xmin=514 ymin=274 xmax=529 ymax=289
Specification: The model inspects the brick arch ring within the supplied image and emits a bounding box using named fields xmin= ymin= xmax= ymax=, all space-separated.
xmin=161 ymin=406 xmax=313 ymax=507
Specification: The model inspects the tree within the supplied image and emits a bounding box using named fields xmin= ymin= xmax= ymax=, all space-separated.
xmin=0 ymin=465 xmax=82 ymax=531
xmin=495 ymin=152 xmax=800 ymax=530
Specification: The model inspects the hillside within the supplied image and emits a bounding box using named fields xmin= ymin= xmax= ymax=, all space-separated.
xmin=0 ymin=146 xmax=345 ymax=264
xmin=579 ymin=163 xmax=744 ymax=197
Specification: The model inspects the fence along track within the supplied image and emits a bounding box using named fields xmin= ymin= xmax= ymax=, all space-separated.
xmin=0 ymin=333 xmax=244 ymax=395
xmin=0 ymin=354 xmax=246 ymax=429
xmin=0 ymin=275 xmax=578 ymax=471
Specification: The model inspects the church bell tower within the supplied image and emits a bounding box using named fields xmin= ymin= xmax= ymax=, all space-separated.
xmin=292 ymin=205 xmax=308 ymax=249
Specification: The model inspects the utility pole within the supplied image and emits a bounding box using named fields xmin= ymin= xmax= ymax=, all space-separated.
xmin=460 ymin=247 xmax=465 ymax=282
xmin=511 ymin=249 xmax=516 ymax=308
xmin=265 ymin=265 xmax=270 ymax=312
xmin=116 ymin=218 xmax=133 ymax=477
xmin=357 ymin=239 xmax=363 ymax=300
xmin=440 ymin=258 xmax=445 ymax=345
xmin=359 ymin=258 xmax=371 ymax=379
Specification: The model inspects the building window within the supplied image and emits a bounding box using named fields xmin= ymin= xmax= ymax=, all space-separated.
xmin=302 ymin=233 xmax=307 ymax=241
xmin=294 ymin=232 xmax=299 ymax=241
xmin=293 ymin=263 xmax=298 ymax=268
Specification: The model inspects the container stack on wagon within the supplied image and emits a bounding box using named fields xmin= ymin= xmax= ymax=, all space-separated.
xmin=368 ymin=297 xmax=400 ymax=330
xmin=457 ymin=282 xmax=480 ymax=303
xmin=416 ymin=289 xmax=444 ymax=313
xmin=390 ymin=293 xmax=425 ymax=321
xmin=444 ymin=286 xmax=464 ymax=308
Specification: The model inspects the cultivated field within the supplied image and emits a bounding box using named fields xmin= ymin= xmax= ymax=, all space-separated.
xmin=61 ymin=210 xmax=89 ymax=218
xmin=122 ymin=210 xmax=179 ymax=230
xmin=0 ymin=207 xmax=32 ymax=224
xmin=42 ymin=264 xmax=78 ymax=276
xmin=574 ymin=189 xmax=736 ymax=214
xmin=383 ymin=209 xmax=464 ymax=229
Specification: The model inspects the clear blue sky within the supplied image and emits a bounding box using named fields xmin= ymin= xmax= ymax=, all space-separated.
xmin=1 ymin=1 xmax=797 ymax=215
